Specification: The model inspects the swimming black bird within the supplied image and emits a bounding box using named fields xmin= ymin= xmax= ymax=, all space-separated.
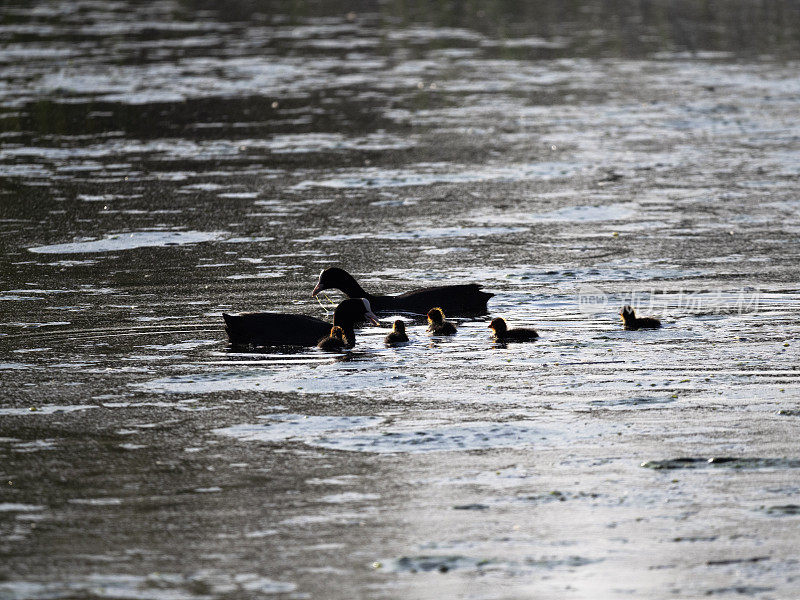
xmin=619 ymin=305 xmax=661 ymax=330
xmin=384 ymin=320 xmax=409 ymax=345
xmin=427 ymin=307 xmax=457 ymax=335
xmin=312 ymin=267 xmax=493 ymax=316
xmin=223 ymin=298 xmax=380 ymax=347
xmin=318 ymin=326 xmax=347 ymax=351
xmin=488 ymin=317 xmax=539 ymax=342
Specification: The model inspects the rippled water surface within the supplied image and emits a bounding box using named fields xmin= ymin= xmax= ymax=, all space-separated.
xmin=2 ymin=1 xmax=800 ymax=598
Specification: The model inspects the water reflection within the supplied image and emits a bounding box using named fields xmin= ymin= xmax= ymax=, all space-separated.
xmin=2 ymin=1 xmax=800 ymax=599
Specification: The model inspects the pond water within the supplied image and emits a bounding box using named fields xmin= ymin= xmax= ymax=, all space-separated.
xmin=1 ymin=1 xmax=800 ymax=598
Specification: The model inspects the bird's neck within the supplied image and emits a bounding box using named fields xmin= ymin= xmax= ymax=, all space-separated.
xmin=338 ymin=273 xmax=370 ymax=299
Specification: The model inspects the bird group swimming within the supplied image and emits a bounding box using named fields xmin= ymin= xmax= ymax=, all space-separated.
xmin=222 ymin=267 xmax=661 ymax=350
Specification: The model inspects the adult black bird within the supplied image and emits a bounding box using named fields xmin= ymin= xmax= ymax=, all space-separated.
xmin=311 ymin=267 xmax=493 ymax=316
xmin=488 ymin=317 xmax=539 ymax=342
xmin=619 ymin=306 xmax=661 ymax=330
xmin=223 ymin=298 xmax=380 ymax=348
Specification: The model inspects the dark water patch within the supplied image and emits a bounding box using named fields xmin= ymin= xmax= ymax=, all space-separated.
xmin=11 ymin=93 xmax=396 ymax=141
xmin=589 ymin=395 xmax=676 ymax=407
xmin=385 ymin=553 xmax=595 ymax=574
xmin=524 ymin=556 xmax=597 ymax=569
xmin=0 ymin=324 xmax=217 ymax=345
xmin=777 ymin=409 xmax=800 ymax=416
xmin=61 ymin=0 xmax=795 ymax=60
xmin=511 ymin=490 xmax=601 ymax=504
xmin=706 ymin=556 xmax=769 ymax=566
xmin=704 ymin=586 xmax=774 ymax=596
xmin=452 ymin=503 xmax=489 ymax=511
xmin=762 ymin=505 xmax=800 ymax=516
xmin=389 ymin=555 xmax=489 ymax=573
xmin=642 ymin=458 xmax=800 ymax=470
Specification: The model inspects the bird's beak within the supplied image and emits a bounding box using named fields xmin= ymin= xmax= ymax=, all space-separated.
xmin=487 ymin=324 xmax=493 ymax=329
xmin=312 ymin=283 xmax=323 ymax=297
xmin=365 ymin=311 xmax=380 ymax=326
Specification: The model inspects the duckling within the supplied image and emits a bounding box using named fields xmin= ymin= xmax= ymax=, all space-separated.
xmin=384 ymin=320 xmax=409 ymax=344
xmin=488 ymin=317 xmax=539 ymax=342
xmin=619 ymin=305 xmax=661 ymax=330
xmin=427 ymin=307 xmax=457 ymax=335
xmin=317 ymin=325 xmax=347 ymax=351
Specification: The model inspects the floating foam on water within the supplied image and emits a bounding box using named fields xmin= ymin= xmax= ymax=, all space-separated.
xmin=135 ymin=366 xmax=415 ymax=395
xmin=0 ymin=295 xmax=43 ymax=301
xmin=306 ymin=475 xmax=360 ymax=486
xmin=496 ymin=36 xmax=569 ymax=49
xmin=279 ymin=512 xmax=368 ymax=526
xmin=0 ymin=503 xmax=45 ymax=512
xmin=7 ymin=321 xmax=70 ymax=328
xmin=319 ymin=492 xmax=380 ymax=503
xmin=293 ymin=162 xmax=583 ymax=189
xmin=217 ymin=413 xmax=577 ymax=454
xmin=217 ymin=192 xmax=259 ymax=199
xmin=437 ymin=466 xmax=535 ymax=488
xmin=11 ymin=439 xmax=57 ymax=453
xmin=29 ymin=231 xmax=227 ymax=254
xmin=312 ymin=420 xmax=557 ymax=454
xmin=101 ymin=401 xmax=184 ymax=408
xmin=0 ymin=572 xmax=295 ymax=600
xmin=68 ymin=498 xmax=124 ymax=506
xmin=265 ymin=132 xmax=413 ymax=153
xmin=137 ymin=340 xmax=218 ymax=351
xmin=213 ymin=414 xmax=384 ymax=443
xmin=302 ymin=226 xmax=526 ymax=242
xmin=0 ymin=405 xmax=97 ymax=416
xmin=244 ymin=529 xmax=279 ymax=538
xmin=472 ymin=203 xmax=638 ymax=225
xmin=118 ymin=443 xmax=147 ymax=450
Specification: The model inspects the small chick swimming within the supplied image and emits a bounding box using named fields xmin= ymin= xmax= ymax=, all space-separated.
xmin=427 ymin=307 xmax=457 ymax=335
xmin=317 ymin=325 xmax=347 ymax=351
xmin=488 ymin=317 xmax=539 ymax=341
xmin=384 ymin=320 xmax=409 ymax=344
xmin=619 ymin=305 xmax=661 ymax=330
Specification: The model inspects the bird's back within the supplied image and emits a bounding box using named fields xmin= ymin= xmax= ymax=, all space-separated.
xmin=505 ymin=328 xmax=539 ymax=341
xmin=636 ymin=317 xmax=661 ymax=329
xmin=384 ymin=331 xmax=409 ymax=344
xmin=390 ymin=283 xmax=492 ymax=316
xmin=429 ymin=321 xmax=457 ymax=336
xmin=223 ymin=312 xmax=329 ymax=346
